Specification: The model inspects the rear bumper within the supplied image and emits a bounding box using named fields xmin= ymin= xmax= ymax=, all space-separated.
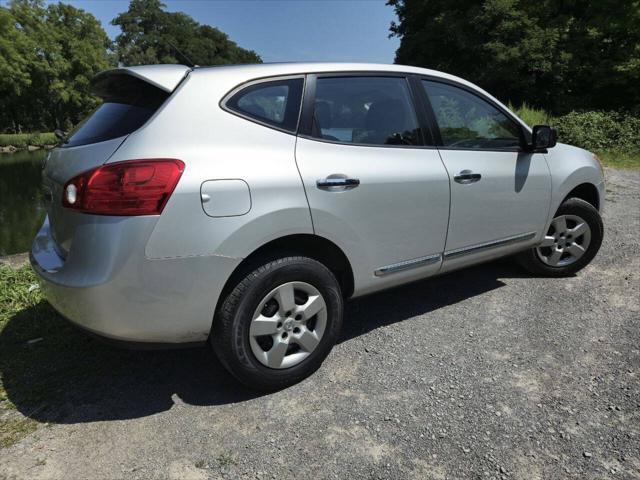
xmin=31 ymin=216 xmax=241 ymax=343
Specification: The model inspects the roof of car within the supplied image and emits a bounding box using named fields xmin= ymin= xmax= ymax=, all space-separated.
xmin=194 ymin=61 xmax=456 ymax=81
xmin=191 ymin=62 xmax=495 ymax=104
xmin=98 ymin=62 xmax=528 ymax=130
xmin=102 ymin=62 xmax=473 ymax=94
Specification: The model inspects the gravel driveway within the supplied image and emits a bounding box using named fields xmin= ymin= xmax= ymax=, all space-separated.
xmin=1 ymin=168 xmax=638 ymax=480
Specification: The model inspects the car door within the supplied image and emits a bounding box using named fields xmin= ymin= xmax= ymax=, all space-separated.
xmin=295 ymin=74 xmax=450 ymax=296
xmin=420 ymin=79 xmax=552 ymax=271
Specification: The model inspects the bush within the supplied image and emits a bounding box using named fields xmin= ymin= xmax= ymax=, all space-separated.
xmin=554 ymin=111 xmax=640 ymax=154
xmin=509 ymin=102 xmax=553 ymax=127
xmin=509 ymin=105 xmax=640 ymax=155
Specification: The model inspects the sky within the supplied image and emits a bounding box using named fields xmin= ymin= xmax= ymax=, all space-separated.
xmin=47 ymin=0 xmax=400 ymax=64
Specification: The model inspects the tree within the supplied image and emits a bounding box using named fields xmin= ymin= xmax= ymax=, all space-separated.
xmin=43 ymin=2 xmax=116 ymax=128
xmin=0 ymin=7 xmax=33 ymax=131
xmin=112 ymin=0 xmax=261 ymax=67
xmin=388 ymin=0 xmax=640 ymax=114
xmin=0 ymin=0 xmax=113 ymax=132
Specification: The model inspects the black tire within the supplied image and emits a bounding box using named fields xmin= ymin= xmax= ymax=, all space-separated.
xmin=516 ymin=197 xmax=603 ymax=277
xmin=211 ymin=256 xmax=343 ymax=391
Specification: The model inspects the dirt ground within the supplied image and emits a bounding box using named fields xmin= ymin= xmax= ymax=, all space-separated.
xmin=1 ymin=168 xmax=638 ymax=480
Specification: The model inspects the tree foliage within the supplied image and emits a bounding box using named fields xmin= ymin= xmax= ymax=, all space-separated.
xmin=388 ymin=0 xmax=640 ymax=114
xmin=112 ymin=0 xmax=261 ymax=66
xmin=0 ymin=0 xmax=260 ymax=133
xmin=0 ymin=0 xmax=114 ymax=132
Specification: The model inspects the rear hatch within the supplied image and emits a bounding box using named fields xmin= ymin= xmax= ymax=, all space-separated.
xmin=42 ymin=65 xmax=190 ymax=256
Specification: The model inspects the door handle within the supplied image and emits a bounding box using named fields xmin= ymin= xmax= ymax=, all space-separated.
xmin=453 ymin=170 xmax=482 ymax=184
xmin=316 ymin=175 xmax=360 ymax=190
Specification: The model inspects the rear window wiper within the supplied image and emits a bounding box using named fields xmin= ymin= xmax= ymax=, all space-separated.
xmin=54 ymin=129 xmax=68 ymax=144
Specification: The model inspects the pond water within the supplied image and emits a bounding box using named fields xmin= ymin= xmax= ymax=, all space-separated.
xmin=0 ymin=150 xmax=47 ymax=256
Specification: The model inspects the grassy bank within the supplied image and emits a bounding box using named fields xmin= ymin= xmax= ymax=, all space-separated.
xmin=0 ymin=133 xmax=57 ymax=150
xmin=595 ymin=150 xmax=640 ymax=170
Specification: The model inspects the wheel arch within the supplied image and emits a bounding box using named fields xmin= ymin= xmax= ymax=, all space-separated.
xmin=213 ymin=234 xmax=355 ymax=322
xmin=562 ymin=182 xmax=600 ymax=211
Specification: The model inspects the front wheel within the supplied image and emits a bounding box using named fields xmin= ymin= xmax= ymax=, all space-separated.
xmin=211 ymin=256 xmax=343 ymax=391
xmin=517 ymin=197 xmax=603 ymax=277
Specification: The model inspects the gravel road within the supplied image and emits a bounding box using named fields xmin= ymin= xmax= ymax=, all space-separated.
xmin=1 ymin=168 xmax=638 ymax=480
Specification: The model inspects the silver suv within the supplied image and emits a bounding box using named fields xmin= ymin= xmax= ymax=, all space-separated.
xmin=31 ymin=63 xmax=605 ymax=390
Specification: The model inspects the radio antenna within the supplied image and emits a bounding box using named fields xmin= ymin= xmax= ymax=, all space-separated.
xmin=165 ymin=39 xmax=195 ymax=68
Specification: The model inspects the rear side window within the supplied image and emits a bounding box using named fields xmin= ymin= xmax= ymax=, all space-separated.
xmin=65 ymin=74 xmax=169 ymax=148
xmin=225 ymin=78 xmax=304 ymax=132
xmin=310 ymin=76 xmax=421 ymax=146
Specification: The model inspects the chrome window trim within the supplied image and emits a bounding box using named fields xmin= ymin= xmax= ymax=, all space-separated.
xmin=374 ymin=253 xmax=442 ymax=277
xmin=296 ymin=134 xmax=437 ymax=150
xmin=444 ymin=231 xmax=536 ymax=259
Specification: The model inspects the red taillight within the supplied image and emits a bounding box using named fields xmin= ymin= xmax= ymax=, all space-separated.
xmin=62 ymin=159 xmax=185 ymax=216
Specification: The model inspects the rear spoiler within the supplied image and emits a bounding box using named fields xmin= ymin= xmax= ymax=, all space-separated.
xmin=91 ymin=64 xmax=191 ymax=95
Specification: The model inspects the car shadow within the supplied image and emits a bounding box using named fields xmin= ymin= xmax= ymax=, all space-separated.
xmin=0 ymin=259 xmax=523 ymax=425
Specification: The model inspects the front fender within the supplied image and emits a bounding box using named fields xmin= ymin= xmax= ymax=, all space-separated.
xmin=544 ymin=143 xmax=605 ymax=225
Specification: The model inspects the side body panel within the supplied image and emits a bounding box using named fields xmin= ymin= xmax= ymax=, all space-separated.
xmin=110 ymin=71 xmax=314 ymax=260
xmin=295 ymin=137 xmax=450 ymax=297
xmin=438 ymin=150 xmax=552 ymax=272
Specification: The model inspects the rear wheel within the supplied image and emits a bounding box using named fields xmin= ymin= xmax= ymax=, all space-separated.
xmin=517 ymin=197 xmax=603 ymax=277
xmin=211 ymin=256 xmax=343 ymax=391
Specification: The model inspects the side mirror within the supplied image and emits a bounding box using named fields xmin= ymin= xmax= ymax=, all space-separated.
xmin=531 ymin=125 xmax=557 ymax=150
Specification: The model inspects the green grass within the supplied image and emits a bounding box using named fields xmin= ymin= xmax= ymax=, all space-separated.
xmin=0 ymin=267 xmax=42 ymax=338
xmin=595 ymin=150 xmax=640 ymax=170
xmin=0 ymin=416 xmax=38 ymax=448
xmin=0 ymin=133 xmax=56 ymax=148
xmin=0 ymin=266 xmax=42 ymax=447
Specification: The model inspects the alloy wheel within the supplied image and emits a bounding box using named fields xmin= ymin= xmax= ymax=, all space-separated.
xmin=249 ymin=281 xmax=327 ymax=369
xmin=536 ymin=214 xmax=591 ymax=267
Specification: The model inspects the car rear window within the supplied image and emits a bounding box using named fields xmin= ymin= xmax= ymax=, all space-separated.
xmin=64 ymin=74 xmax=169 ymax=148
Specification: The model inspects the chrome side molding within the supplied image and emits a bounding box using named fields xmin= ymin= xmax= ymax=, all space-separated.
xmin=374 ymin=232 xmax=536 ymax=276
xmin=444 ymin=231 xmax=536 ymax=259
xmin=374 ymin=253 xmax=441 ymax=277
